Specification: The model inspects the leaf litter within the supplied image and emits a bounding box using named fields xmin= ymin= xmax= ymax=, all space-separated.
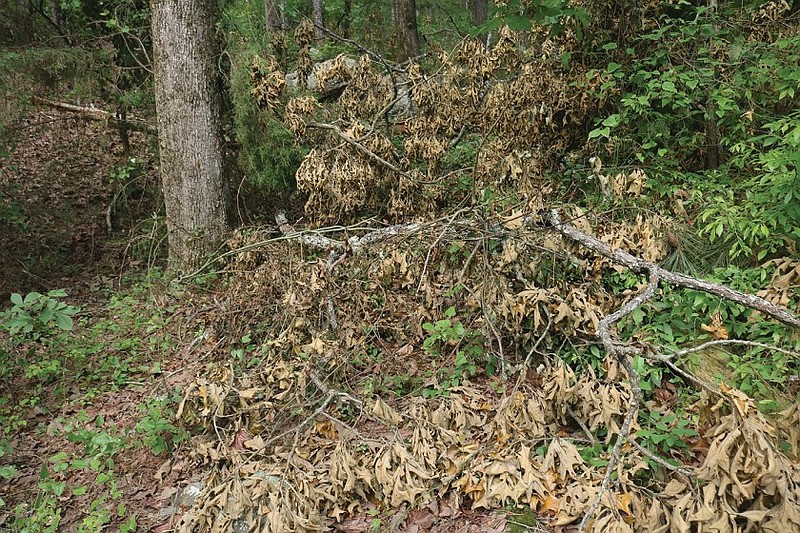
xmin=172 ymin=217 xmax=800 ymax=532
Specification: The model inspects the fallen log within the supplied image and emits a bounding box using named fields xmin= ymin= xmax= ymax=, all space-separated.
xmin=31 ymin=96 xmax=157 ymax=135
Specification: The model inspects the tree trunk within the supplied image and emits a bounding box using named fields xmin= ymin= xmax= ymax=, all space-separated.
xmin=151 ymin=0 xmax=228 ymax=273
xmin=264 ymin=0 xmax=283 ymax=32
xmin=312 ymin=0 xmax=324 ymax=44
xmin=9 ymin=0 xmax=34 ymax=44
xmin=471 ymin=0 xmax=488 ymax=25
xmin=342 ymin=0 xmax=351 ymax=39
xmin=51 ymin=0 xmax=64 ymax=33
xmin=392 ymin=0 xmax=419 ymax=63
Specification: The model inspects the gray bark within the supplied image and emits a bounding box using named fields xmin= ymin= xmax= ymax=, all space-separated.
xmin=312 ymin=0 xmax=325 ymax=43
xmin=264 ymin=0 xmax=283 ymax=32
xmin=471 ymin=0 xmax=488 ymax=25
xmin=392 ymin=0 xmax=419 ymax=62
xmin=151 ymin=0 xmax=228 ymax=273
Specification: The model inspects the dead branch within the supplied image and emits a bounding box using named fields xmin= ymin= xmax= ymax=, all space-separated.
xmin=578 ymin=272 xmax=659 ymax=533
xmin=31 ymin=96 xmax=157 ymax=134
xmin=547 ymin=209 xmax=800 ymax=329
xmin=275 ymin=212 xmax=422 ymax=256
xmin=658 ymin=338 xmax=800 ymax=362
xmin=644 ymin=339 xmax=800 ymax=396
xmin=306 ymin=121 xmax=407 ymax=175
xmin=547 ymin=208 xmax=800 ymax=531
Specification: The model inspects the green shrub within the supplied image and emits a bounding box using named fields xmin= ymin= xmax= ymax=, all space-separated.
xmin=1 ymin=290 xmax=79 ymax=342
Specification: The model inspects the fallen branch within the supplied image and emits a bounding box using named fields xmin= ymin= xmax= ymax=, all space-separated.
xmin=547 ymin=209 xmax=800 ymax=329
xmin=306 ymin=121 xmax=407 ymax=175
xmin=546 ymin=208 xmax=800 ymax=531
xmin=275 ymin=212 xmax=422 ymax=256
xmin=578 ymin=271 xmax=659 ymax=533
xmin=31 ymin=96 xmax=157 ymax=134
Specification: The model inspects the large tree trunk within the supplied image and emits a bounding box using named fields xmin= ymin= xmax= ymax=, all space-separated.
xmin=151 ymin=0 xmax=228 ymax=273
xmin=392 ymin=0 xmax=419 ymax=63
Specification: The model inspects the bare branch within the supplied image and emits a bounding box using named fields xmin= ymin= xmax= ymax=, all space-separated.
xmin=306 ymin=121 xmax=407 ymax=175
xmin=31 ymin=96 xmax=157 ymax=134
xmin=578 ymin=273 xmax=658 ymax=533
xmin=547 ymin=209 xmax=800 ymax=329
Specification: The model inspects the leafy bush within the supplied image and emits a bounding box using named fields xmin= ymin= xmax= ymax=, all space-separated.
xmin=1 ymin=290 xmax=79 ymax=341
xmin=225 ymin=2 xmax=305 ymax=193
xmin=588 ymin=4 xmax=800 ymax=261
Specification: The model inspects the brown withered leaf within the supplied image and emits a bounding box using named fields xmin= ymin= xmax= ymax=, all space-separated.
xmin=700 ymin=310 xmax=729 ymax=340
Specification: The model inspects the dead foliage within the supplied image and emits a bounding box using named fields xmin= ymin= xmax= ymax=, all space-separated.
xmin=251 ymin=22 xmax=608 ymax=226
xmin=172 ymin=210 xmax=800 ymax=532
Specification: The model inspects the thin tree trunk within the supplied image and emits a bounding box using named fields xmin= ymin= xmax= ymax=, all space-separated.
xmin=264 ymin=0 xmax=283 ymax=32
xmin=342 ymin=0 xmax=351 ymax=39
xmin=10 ymin=0 xmax=34 ymax=44
xmin=471 ymin=0 xmax=488 ymax=25
xmin=151 ymin=0 xmax=228 ymax=272
xmin=392 ymin=0 xmax=419 ymax=62
xmin=51 ymin=0 xmax=64 ymax=32
xmin=704 ymin=0 xmax=724 ymax=170
xmin=312 ymin=0 xmax=324 ymax=44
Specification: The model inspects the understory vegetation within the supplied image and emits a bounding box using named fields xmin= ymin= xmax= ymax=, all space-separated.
xmin=1 ymin=0 xmax=799 ymax=532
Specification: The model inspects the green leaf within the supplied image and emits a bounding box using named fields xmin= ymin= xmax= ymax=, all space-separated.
xmin=631 ymin=307 xmax=645 ymax=325
xmin=55 ymin=314 xmax=74 ymax=331
xmin=602 ymin=114 xmax=621 ymax=127
xmin=10 ymin=293 xmax=23 ymax=305
xmin=588 ymin=127 xmax=610 ymax=139
xmin=40 ymin=307 xmax=53 ymax=325
xmin=506 ymin=14 xmax=532 ymax=31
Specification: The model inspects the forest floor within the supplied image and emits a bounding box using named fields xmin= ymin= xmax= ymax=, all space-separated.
xmin=0 ymin=110 xmax=546 ymax=532
xmin=2 ymin=105 xmax=799 ymax=533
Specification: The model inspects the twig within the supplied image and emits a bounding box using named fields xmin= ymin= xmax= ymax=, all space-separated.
xmin=568 ymin=405 xmax=598 ymax=446
xmin=317 ymin=25 xmax=405 ymax=75
xmin=416 ymin=209 xmax=465 ymax=294
xmin=629 ymin=439 xmax=693 ymax=476
xmin=662 ymin=338 xmax=800 ymax=362
xmin=31 ymin=96 xmax=157 ymax=134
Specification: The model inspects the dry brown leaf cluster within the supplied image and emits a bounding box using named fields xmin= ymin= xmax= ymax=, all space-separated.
xmin=264 ymin=22 xmax=606 ymax=226
xmin=175 ymin=352 xmax=800 ymax=532
xmin=171 ymin=216 xmax=799 ymax=532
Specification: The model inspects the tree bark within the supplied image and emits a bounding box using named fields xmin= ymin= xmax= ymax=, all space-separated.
xmin=471 ymin=0 xmax=488 ymax=25
xmin=312 ymin=0 xmax=325 ymax=44
xmin=9 ymin=0 xmax=34 ymax=44
xmin=342 ymin=0 xmax=351 ymax=39
xmin=392 ymin=0 xmax=419 ymax=62
xmin=151 ymin=0 xmax=229 ymax=273
xmin=264 ymin=0 xmax=283 ymax=32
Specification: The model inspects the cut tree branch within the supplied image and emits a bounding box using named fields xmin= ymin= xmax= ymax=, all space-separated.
xmin=306 ymin=121 xmax=407 ymax=175
xmin=275 ymin=212 xmax=422 ymax=256
xmin=578 ymin=272 xmax=658 ymax=533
